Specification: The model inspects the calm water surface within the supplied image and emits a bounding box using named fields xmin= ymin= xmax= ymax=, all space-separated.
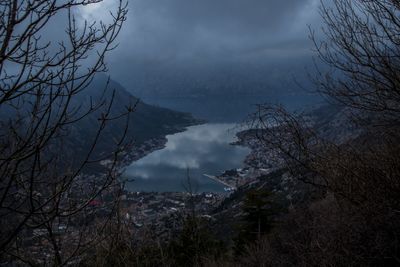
xmin=123 ymin=123 xmax=250 ymax=192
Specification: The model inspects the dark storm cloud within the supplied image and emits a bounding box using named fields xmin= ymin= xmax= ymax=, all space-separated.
xmin=115 ymin=0 xmax=319 ymax=61
xmin=77 ymin=0 xmax=321 ymax=88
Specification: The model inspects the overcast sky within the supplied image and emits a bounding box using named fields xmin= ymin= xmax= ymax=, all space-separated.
xmin=78 ymin=0 xmax=322 ymax=90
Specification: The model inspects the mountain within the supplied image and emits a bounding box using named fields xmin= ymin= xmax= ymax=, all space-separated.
xmin=0 ymin=74 xmax=200 ymax=177
xmin=0 ymin=74 xmax=199 ymax=169
xmin=116 ymin=60 xmax=322 ymax=122
xmin=65 ymin=75 xmax=200 ymax=161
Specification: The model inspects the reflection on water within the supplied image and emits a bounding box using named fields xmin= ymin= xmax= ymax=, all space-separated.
xmin=123 ymin=123 xmax=250 ymax=192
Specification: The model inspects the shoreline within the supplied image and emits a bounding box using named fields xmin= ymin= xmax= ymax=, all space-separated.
xmin=115 ymin=120 xmax=205 ymax=175
xmin=119 ymin=122 xmax=251 ymax=193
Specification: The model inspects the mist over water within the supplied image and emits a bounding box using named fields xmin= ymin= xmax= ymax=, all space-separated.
xmin=123 ymin=123 xmax=250 ymax=192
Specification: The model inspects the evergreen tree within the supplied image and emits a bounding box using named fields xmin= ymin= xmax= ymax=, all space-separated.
xmin=168 ymin=216 xmax=225 ymax=267
xmin=234 ymin=189 xmax=275 ymax=256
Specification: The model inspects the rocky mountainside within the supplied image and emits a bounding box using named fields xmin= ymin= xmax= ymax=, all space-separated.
xmin=304 ymin=104 xmax=363 ymax=144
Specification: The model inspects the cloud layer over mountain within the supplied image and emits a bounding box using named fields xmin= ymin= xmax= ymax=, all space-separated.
xmin=80 ymin=0 xmax=320 ymax=76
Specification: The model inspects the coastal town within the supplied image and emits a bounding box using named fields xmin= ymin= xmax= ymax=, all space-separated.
xmin=13 ymin=128 xmax=275 ymax=264
xmin=114 ymin=128 xmax=277 ymax=226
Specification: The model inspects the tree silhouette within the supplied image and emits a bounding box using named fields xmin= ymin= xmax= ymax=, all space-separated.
xmin=0 ymin=1 xmax=131 ymax=265
xmin=234 ymin=189 xmax=275 ymax=256
xmin=246 ymin=0 xmax=400 ymax=265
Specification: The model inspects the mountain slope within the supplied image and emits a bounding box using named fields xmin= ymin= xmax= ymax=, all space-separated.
xmin=64 ymin=74 xmax=200 ymax=163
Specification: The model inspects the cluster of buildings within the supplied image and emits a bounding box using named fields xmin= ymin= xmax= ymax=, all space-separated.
xmin=10 ymin=129 xmax=278 ymax=265
xmin=214 ymin=167 xmax=272 ymax=189
xmin=119 ymin=191 xmax=225 ymax=228
xmin=100 ymin=137 xmax=168 ymax=169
